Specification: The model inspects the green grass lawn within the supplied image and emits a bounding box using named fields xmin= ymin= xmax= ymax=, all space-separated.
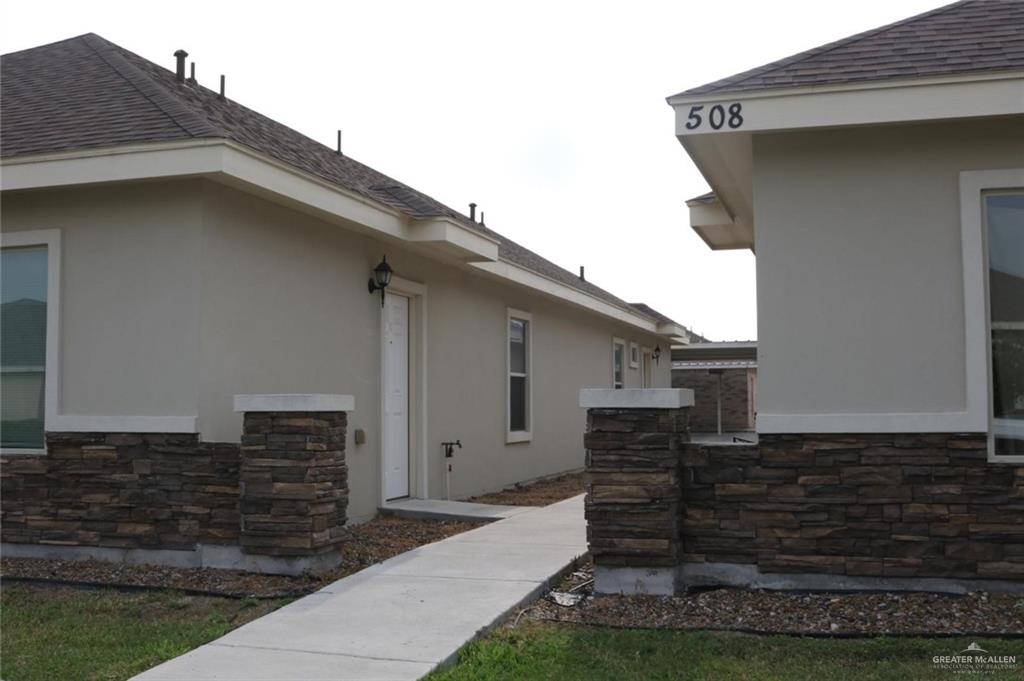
xmin=430 ymin=622 xmax=1024 ymax=681
xmin=1 ymin=583 xmax=288 ymax=681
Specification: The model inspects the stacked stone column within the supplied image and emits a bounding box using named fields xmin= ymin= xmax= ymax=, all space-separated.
xmin=581 ymin=389 xmax=693 ymax=595
xmin=236 ymin=394 xmax=351 ymax=573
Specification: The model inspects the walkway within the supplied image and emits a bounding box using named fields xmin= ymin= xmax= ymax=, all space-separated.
xmin=380 ymin=497 xmax=536 ymax=522
xmin=133 ymin=494 xmax=586 ymax=681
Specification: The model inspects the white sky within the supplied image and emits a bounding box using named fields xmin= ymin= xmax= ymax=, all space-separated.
xmin=2 ymin=0 xmax=941 ymax=341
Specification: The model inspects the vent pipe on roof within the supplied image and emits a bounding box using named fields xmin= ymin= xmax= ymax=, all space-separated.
xmin=188 ymin=62 xmax=196 ymax=84
xmin=480 ymin=211 xmax=485 ymax=226
xmin=469 ymin=203 xmax=477 ymax=222
xmin=579 ymin=266 xmax=585 ymax=281
xmin=173 ymin=50 xmax=188 ymax=82
xmin=336 ymin=130 xmax=343 ymax=154
xmin=219 ymin=75 xmax=226 ymax=99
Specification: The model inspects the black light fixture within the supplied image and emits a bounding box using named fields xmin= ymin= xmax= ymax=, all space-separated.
xmin=368 ymin=256 xmax=393 ymax=307
xmin=653 ymin=345 xmax=662 ymax=364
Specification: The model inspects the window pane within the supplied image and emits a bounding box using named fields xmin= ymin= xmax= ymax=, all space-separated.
xmin=510 ymin=376 xmax=526 ymax=431
xmin=613 ymin=344 xmax=624 ymax=387
xmin=509 ymin=319 xmax=526 ymax=374
xmin=987 ymin=193 xmax=1024 ymax=456
xmin=1 ymin=247 xmax=48 ymax=449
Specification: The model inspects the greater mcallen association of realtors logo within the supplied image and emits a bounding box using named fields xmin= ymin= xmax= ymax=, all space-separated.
xmin=932 ymin=642 xmax=1019 ymax=675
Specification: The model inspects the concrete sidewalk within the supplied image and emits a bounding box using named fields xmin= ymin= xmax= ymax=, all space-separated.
xmin=379 ymin=497 xmax=536 ymax=522
xmin=133 ymin=494 xmax=586 ymax=681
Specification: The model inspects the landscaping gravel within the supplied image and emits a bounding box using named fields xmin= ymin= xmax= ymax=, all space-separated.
xmin=524 ymin=560 xmax=1024 ymax=636
xmin=470 ymin=472 xmax=583 ymax=506
xmin=1 ymin=515 xmax=483 ymax=598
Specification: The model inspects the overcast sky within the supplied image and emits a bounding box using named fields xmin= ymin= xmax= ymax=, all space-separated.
xmin=3 ymin=0 xmax=942 ymax=341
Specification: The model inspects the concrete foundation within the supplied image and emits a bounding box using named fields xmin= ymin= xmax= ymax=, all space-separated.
xmin=678 ymin=561 xmax=1024 ymax=595
xmin=1 ymin=541 xmax=340 ymax=576
xmin=594 ymin=566 xmax=679 ymax=596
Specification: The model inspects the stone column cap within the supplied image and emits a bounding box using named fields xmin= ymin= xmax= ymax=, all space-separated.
xmin=579 ymin=388 xmax=694 ymax=409
xmin=234 ymin=394 xmax=355 ymax=413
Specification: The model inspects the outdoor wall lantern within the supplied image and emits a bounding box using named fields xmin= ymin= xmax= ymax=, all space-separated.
xmin=368 ymin=256 xmax=394 ymax=307
xmin=653 ymin=345 xmax=662 ymax=364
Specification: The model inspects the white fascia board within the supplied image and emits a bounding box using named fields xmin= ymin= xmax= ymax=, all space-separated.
xmin=656 ymin=323 xmax=690 ymax=340
xmin=685 ymin=341 xmax=758 ymax=350
xmin=669 ymin=71 xmax=1024 ymax=136
xmin=471 ymin=259 xmax=661 ymax=333
xmin=406 ymin=218 xmax=499 ymax=262
xmin=0 ymin=141 xmax=497 ymax=263
xmin=0 ymin=140 xmax=226 ymax=190
xmin=687 ymin=198 xmax=753 ymax=250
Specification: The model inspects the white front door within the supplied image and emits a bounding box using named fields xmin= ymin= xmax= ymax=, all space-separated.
xmin=383 ymin=293 xmax=410 ymax=500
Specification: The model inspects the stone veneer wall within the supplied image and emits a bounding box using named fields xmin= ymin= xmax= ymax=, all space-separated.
xmin=585 ymin=413 xmax=1024 ymax=592
xmin=239 ymin=411 xmax=347 ymax=559
xmin=682 ymin=434 xmax=1024 ymax=582
xmin=584 ymin=407 xmax=689 ymax=572
xmin=1 ymin=409 xmax=350 ymax=574
xmin=672 ymin=368 xmax=752 ymax=432
xmin=1 ymin=433 xmax=240 ymax=550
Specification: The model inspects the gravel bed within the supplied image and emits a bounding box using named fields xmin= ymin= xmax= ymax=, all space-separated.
xmin=469 ymin=471 xmax=583 ymax=506
xmin=523 ymin=560 xmax=1024 ymax=636
xmin=1 ymin=515 xmax=483 ymax=598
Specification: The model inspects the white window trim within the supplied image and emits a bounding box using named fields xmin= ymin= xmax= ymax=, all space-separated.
xmin=629 ymin=341 xmax=640 ymax=369
xmin=612 ymin=337 xmax=626 ymax=389
xmin=1 ymin=229 xmax=61 ymax=455
xmin=506 ymin=308 xmax=532 ymax=444
xmin=969 ymin=172 xmax=1024 ymax=463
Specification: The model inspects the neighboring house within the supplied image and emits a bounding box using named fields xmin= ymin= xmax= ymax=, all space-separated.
xmin=583 ymin=0 xmax=1023 ymax=594
xmin=0 ymin=34 xmax=687 ymax=572
xmin=672 ymin=341 xmax=756 ymax=435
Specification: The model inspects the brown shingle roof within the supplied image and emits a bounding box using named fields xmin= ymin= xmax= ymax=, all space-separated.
xmin=2 ymin=33 xmax=657 ymax=321
xmin=674 ymin=0 xmax=1024 ymax=97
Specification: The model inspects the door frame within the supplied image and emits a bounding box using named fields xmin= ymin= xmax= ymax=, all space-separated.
xmin=640 ymin=347 xmax=653 ymax=388
xmin=379 ymin=276 xmax=428 ymax=503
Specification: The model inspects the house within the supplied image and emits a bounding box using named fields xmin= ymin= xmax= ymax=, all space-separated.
xmin=0 ymin=34 xmax=687 ymax=574
xmin=671 ymin=341 xmax=757 ymax=436
xmin=583 ymin=0 xmax=1023 ymax=596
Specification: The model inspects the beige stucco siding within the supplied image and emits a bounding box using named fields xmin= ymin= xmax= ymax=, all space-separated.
xmin=1 ymin=181 xmax=202 ymax=419
xmin=753 ymin=119 xmax=1023 ymax=424
xmin=197 ymin=182 xmax=668 ymax=520
xmin=3 ymin=178 xmax=668 ymax=520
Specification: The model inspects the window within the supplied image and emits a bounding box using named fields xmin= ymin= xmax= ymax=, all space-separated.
xmin=507 ymin=309 xmax=532 ymax=442
xmin=629 ymin=341 xmax=640 ymax=369
xmin=612 ymin=338 xmax=625 ymax=389
xmin=2 ymin=244 xmax=50 ymax=450
xmin=986 ymin=192 xmax=1024 ymax=458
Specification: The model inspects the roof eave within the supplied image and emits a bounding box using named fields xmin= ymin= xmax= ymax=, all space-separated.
xmin=670 ymin=72 xmax=1024 ymax=253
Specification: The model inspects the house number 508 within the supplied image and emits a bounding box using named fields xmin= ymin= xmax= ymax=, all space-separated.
xmin=684 ymin=103 xmax=743 ymax=130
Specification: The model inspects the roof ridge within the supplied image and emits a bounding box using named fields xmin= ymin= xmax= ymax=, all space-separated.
xmin=79 ymin=34 xmax=221 ymax=139
xmin=676 ymin=0 xmax=971 ymax=97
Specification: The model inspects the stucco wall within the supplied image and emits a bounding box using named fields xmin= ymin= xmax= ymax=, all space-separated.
xmin=753 ymin=119 xmax=1024 ymax=428
xmin=197 ymin=182 xmax=669 ymax=520
xmin=4 ymin=179 xmax=669 ymax=521
xmin=1 ymin=182 xmax=202 ymax=419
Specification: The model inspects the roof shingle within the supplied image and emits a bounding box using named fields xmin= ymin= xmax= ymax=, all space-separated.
xmin=674 ymin=0 xmax=1024 ymax=97
xmin=1 ymin=33 xmax=671 ymax=324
